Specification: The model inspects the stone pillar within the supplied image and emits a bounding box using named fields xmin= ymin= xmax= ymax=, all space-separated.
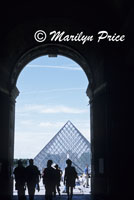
xmin=87 ymin=60 xmax=134 ymax=200
xmin=105 ymin=74 xmax=134 ymax=200
xmin=0 ymin=87 xmax=19 ymax=200
xmin=87 ymin=82 xmax=110 ymax=199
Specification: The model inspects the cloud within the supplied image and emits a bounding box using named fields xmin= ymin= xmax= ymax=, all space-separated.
xmin=20 ymin=120 xmax=34 ymax=125
xmin=21 ymin=87 xmax=85 ymax=95
xmin=41 ymin=106 xmax=87 ymax=114
xmin=39 ymin=121 xmax=64 ymax=128
xmin=17 ymin=104 xmax=88 ymax=114
xmin=27 ymin=64 xmax=82 ymax=71
xmin=14 ymin=131 xmax=50 ymax=158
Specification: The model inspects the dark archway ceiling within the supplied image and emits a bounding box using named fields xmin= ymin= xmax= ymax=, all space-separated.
xmin=0 ymin=0 xmax=133 ymax=33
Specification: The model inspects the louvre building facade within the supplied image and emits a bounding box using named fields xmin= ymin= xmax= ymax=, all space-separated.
xmin=34 ymin=121 xmax=91 ymax=173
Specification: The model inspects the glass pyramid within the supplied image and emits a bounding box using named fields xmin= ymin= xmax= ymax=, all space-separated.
xmin=34 ymin=121 xmax=91 ymax=173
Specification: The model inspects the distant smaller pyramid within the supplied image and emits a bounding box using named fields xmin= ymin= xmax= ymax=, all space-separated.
xmin=34 ymin=121 xmax=91 ymax=172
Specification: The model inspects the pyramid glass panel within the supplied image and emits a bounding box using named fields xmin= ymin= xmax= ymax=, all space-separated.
xmin=34 ymin=121 xmax=91 ymax=173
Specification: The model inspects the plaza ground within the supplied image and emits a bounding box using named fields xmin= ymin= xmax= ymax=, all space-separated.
xmin=13 ymin=179 xmax=91 ymax=199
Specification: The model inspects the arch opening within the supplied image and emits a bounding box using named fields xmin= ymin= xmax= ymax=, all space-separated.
xmin=13 ymin=53 xmax=92 ymax=197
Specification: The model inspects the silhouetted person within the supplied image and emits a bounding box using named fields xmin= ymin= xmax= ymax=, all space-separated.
xmin=64 ymin=159 xmax=78 ymax=200
xmin=13 ymin=160 xmax=26 ymax=200
xmin=54 ymin=164 xmax=62 ymax=196
xmin=25 ymin=159 xmax=40 ymax=200
xmin=42 ymin=160 xmax=55 ymax=200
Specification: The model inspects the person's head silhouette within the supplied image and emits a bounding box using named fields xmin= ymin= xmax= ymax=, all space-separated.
xmin=66 ymin=159 xmax=72 ymax=166
xmin=47 ymin=160 xmax=53 ymax=167
xmin=29 ymin=159 xmax=34 ymax=165
xmin=18 ymin=159 xmax=23 ymax=167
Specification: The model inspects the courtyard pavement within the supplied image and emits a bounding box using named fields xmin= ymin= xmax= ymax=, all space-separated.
xmin=13 ymin=194 xmax=91 ymax=200
xmin=13 ymin=180 xmax=91 ymax=200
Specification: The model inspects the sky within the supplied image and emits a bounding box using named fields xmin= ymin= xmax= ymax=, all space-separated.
xmin=14 ymin=55 xmax=90 ymax=159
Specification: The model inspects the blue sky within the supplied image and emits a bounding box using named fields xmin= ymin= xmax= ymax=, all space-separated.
xmin=14 ymin=55 xmax=90 ymax=158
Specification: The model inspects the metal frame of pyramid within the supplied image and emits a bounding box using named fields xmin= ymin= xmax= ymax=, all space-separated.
xmin=34 ymin=121 xmax=91 ymax=173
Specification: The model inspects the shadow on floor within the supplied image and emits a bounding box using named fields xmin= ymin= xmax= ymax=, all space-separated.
xmin=13 ymin=194 xmax=92 ymax=200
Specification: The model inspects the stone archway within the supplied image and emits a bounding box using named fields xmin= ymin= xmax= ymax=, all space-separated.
xmin=1 ymin=43 xmax=94 ymax=199
xmin=0 ymin=18 xmax=117 ymax=200
xmin=9 ymin=44 xmax=93 ymax=93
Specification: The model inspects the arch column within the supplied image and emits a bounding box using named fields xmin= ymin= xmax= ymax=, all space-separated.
xmin=87 ymin=82 xmax=110 ymax=199
xmin=0 ymin=87 xmax=19 ymax=200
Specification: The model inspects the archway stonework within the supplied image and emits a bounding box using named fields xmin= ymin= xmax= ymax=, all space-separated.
xmin=0 ymin=26 xmax=109 ymax=199
xmin=2 ymin=41 xmax=96 ymax=199
xmin=9 ymin=43 xmax=93 ymax=91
